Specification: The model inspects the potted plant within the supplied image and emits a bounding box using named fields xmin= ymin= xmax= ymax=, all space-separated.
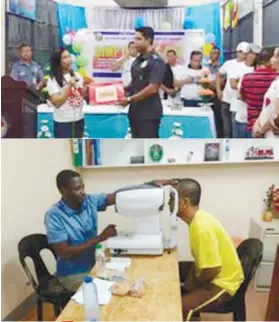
xmin=263 ymin=184 xmax=277 ymax=222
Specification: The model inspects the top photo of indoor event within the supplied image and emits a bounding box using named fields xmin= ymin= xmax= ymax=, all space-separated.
xmin=1 ymin=0 xmax=279 ymax=139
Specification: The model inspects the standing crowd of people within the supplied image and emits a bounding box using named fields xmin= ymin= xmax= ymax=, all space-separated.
xmin=10 ymin=27 xmax=279 ymax=139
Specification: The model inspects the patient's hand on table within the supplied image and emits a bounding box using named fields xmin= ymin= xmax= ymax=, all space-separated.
xmin=98 ymin=224 xmax=117 ymax=242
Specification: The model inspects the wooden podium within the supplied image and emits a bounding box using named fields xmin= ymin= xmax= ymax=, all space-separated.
xmin=1 ymin=75 xmax=44 ymax=138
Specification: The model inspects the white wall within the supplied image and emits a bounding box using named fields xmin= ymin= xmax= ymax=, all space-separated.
xmin=1 ymin=139 xmax=279 ymax=317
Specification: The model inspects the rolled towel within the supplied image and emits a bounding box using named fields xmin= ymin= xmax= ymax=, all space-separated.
xmin=130 ymin=277 xmax=145 ymax=298
xmin=111 ymin=280 xmax=131 ymax=296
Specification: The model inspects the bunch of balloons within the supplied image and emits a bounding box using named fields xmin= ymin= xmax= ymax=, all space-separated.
xmin=62 ymin=28 xmax=89 ymax=78
xmin=202 ymin=32 xmax=216 ymax=62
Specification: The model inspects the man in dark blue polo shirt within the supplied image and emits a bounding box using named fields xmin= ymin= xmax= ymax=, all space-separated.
xmin=44 ymin=170 xmax=117 ymax=292
xmin=119 ymin=26 xmax=166 ymax=138
xmin=10 ymin=44 xmax=45 ymax=91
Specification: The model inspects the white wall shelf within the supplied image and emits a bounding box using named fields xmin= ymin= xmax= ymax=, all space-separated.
xmin=81 ymin=159 xmax=279 ymax=170
xmin=72 ymin=139 xmax=279 ymax=169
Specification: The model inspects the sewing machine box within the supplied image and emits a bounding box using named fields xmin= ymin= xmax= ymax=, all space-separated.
xmin=89 ymin=81 xmax=125 ymax=105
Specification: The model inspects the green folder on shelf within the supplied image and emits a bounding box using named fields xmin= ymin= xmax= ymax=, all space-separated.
xmin=72 ymin=139 xmax=83 ymax=167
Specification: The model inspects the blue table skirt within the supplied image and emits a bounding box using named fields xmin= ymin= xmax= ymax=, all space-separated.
xmin=37 ymin=113 xmax=214 ymax=138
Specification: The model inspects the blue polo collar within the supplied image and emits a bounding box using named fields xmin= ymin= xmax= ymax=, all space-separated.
xmin=58 ymin=196 xmax=88 ymax=216
xmin=208 ymin=61 xmax=221 ymax=68
xmin=19 ymin=60 xmax=35 ymax=66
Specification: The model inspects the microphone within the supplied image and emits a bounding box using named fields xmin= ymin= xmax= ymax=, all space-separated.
xmin=70 ymin=69 xmax=79 ymax=83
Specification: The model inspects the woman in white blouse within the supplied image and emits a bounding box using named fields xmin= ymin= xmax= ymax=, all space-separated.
xmin=47 ymin=49 xmax=86 ymax=138
xmin=253 ymin=47 xmax=279 ymax=138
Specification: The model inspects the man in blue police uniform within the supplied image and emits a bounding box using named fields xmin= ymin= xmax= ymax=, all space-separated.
xmin=10 ymin=44 xmax=45 ymax=91
xmin=119 ymin=27 xmax=166 ymax=138
xmin=44 ymin=170 xmax=117 ymax=292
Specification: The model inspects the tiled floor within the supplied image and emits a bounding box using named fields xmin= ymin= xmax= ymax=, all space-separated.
xmin=22 ymin=283 xmax=268 ymax=321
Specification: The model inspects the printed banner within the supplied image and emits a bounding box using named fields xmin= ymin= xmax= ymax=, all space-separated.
xmin=9 ymin=0 xmax=36 ymax=20
xmin=223 ymin=0 xmax=233 ymax=31
xmin=231 ymin=0 xmax=239 ymax=29
xmin=82 ymin=30 xmax=204 ymax=82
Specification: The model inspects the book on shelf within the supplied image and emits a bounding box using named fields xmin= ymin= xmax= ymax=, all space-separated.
xmin=93 ymin=139 xmax=101 ymax=165
xmin=84 ymin=139 xmax=102 ymax=166
xmin=72 ymin=139 xmax=83 ymax=167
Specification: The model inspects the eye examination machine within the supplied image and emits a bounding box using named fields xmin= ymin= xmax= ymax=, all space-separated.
xmin=106 ymin=184 xmax=179 ymax=256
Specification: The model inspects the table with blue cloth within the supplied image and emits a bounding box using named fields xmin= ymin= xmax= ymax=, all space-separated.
xmin=37 ymin=100 xmax=216 ymax=139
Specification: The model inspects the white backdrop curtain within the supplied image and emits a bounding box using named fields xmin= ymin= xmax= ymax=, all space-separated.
xmin=85 ymin=7 xmax=185 ymax=30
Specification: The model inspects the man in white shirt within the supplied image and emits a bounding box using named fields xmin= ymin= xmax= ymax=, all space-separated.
xmin=110 ymin=42 xmax=138 ymax=87
xmin=167 ymin=49 xmax=184 ymax=81
xmin=175 ymin=51 xmax=205 ymax=107
xmin=164 ymin=49 xmax=184 ymax=100
xmin=216 ymin=42 xmax=249 ymax=137
xmin=230 ymin=43 xmax=261 ymax=138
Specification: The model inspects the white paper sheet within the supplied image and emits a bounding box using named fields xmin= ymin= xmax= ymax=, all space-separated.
xmin=71 ymin=278 xmax=116 ymax=305
xmin=105 ymin=257 xmax=131 ymax=272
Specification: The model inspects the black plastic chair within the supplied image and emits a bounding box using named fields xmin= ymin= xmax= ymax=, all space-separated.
xmin=204 ymin=238 xmax=263 ymax=321
xmin=18 ymin=234 xmax=74 ymax=321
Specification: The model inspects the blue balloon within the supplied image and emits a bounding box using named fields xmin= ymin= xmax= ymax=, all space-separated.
xmin=72 ymin=62 xmax=78 ymax=72
xmin=183 ymin=16 xmax=195 ymax=30
xmin=205 ymin=33 xmax=216 ymax=44
xmin=202 ymin=57 xmax=209 ymax=67
xmin=134 ymin=16 xmax=144 ymax=29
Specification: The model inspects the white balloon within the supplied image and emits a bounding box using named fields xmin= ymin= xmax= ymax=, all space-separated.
xmin=74 ymin=29 xmax=88 ymax=44
xmin=161 ymin=22 xmax=172 ymax=30
xmin=193 ymin=37 xmax=205 ymax=49
xmin=62 ymin=34 xmax=72 ymax=46
xmin=71 ymin=54 xmax=77 ymax=62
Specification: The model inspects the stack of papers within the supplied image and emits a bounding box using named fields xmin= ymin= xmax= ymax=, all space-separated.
xmin=71 ymin=278 xmax=115 ymax=305
xmin=105 ymin=257 xmax=131 ymax=272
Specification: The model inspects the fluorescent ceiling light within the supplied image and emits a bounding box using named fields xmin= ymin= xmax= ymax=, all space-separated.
xmin=53 ymin=0 xmax=118 ymax=7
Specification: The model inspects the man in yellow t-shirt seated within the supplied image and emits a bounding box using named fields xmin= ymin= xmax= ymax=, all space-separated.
xmin=170 ymin=178 xmax=244 ymax=321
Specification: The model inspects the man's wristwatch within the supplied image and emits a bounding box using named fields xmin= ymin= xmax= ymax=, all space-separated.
xmin=127 ymin=96 xmax=131 ymax=103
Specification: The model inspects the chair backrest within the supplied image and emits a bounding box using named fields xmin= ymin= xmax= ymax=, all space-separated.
xmin=18 ymin=234 xmax=57 ymax=290
xmin=235 ymin=238 xmax=263 ymax=298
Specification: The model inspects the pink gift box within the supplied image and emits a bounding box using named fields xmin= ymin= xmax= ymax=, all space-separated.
xmin=89 ymin=81 xmax=125 ymax=105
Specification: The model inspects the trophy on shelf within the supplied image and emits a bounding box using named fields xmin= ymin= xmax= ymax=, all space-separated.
xmin=245 ymin=146 xmax=274 ymax=160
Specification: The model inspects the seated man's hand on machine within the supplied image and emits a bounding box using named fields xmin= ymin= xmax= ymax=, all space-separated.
xmin=98 ymin=224 xmax=117 ymax=242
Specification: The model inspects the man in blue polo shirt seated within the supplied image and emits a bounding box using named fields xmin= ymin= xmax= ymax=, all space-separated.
xmin=10 ymin=44 xmax=45 ymax=91
xmin=45 ymin=169 xmax=117 ymax=292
